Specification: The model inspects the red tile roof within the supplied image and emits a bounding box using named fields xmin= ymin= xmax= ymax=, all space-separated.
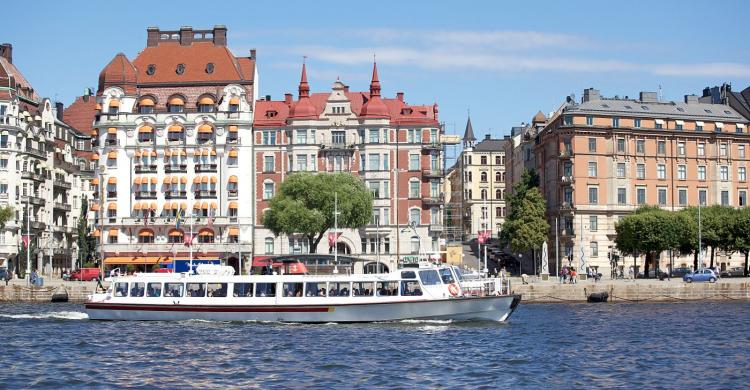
xmin=63 ymin=95 xmax=98 ymax=136
xmin=98 ymin=53 xmax=138 ymax=94
xmin=0 ymin=56 xmax=39 ymax=102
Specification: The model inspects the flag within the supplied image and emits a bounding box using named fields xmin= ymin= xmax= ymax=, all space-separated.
xmin=478 ymin=230 xmax=490 ymax=244
xmin=184 ymin=233 xmax=194 ymax=246
xmin=207 ymin=207 xmax=213 ymax=229
xmin=144 ymin=209 xmax=150 ymax=226
xmin=176 ymin=209 xmax=183 ymax=229
xmin=21 ymin=235 xmax=30 ymax=248
xmin=327 ymin=232 xmax=342 ymax=247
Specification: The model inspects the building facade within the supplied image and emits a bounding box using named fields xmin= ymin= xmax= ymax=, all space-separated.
xmin=252 ymin=62 xmax=446 ymax=273
xmin=92 ymin=26 xmax=258 ymax=271
xmin=0 ymin=43 xmax=93 ymax=277
xmin=534 ymin=88 xmax=750 ymax=277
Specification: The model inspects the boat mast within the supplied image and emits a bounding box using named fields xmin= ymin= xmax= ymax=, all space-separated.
xmin=189 ymin=215 xmax=194 ymax=274
xmin=698 ymin=199 xmax=702 ymax=269
xmin=333 ymin=192 xmax=338 ymax=274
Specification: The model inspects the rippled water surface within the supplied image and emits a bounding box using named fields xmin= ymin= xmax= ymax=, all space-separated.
xmin=1 ymin=301 xmax=749 ymax=389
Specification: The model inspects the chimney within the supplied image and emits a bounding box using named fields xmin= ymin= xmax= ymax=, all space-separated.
xmin=213 ymin=25 xmax=227 ymax=46
xmin=265 ymin=95 xmax=271 ymax=101
xmin=179 ymin=26 xmax=193 ymax=46
xmin=684 ymin=95 xmax=699 ymax=104
xmin=55 ymin=102 xmax=64 ymax=121
xmin=284 ymin=93 xmax=293 ymax=105
xmin=343 ymin=85 xmax=349 ymax=93
xmin=147 ymin=27 xmax=159 ymax=47
xmin=639 ymin=91 xmax=658 ymax=102
xmin=0 ymin=43 xmax=12 ymax=63
xmin=396 ymin=92 xmax=404 ymax=102
xmin=582 ymin=88 xmax=600 ymax=102
xmin=249 ymin=49 xmax=256 ymax=60
xmin=485 ymin=134 xmax=491 ymax=140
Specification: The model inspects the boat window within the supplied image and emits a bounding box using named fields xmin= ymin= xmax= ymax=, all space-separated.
xmin=208 ymin=283 xmax=228 ymax=297
xmin=377 ymin=281 xmax=399 ymax=296
xmin=114 ymin=282 xmax=128 ymax=297
xmin=187 ymin=283 xmax=206 ymax=297
xmin=328 ymin=282 xmax=350 ymax=297
xmin=401 ymin=271 xmax=417 ymax=279
xmin=256 ymin=283 xmax=276 ymax=297
xmin=401 ymin=281 xmax=423 ymax=296
xmin=233 ymin=283 xmax=253 ymax=297
xmin=147 ymin=282 xmax=162 ymax=297
xmin=418 ymin=270 xmax=441 ymax=285
xmin=130 ymin=282 xmax=145 ymax=297
xmin=283 ymin=282 xmax=304 ymax=297
xmin=352 ymin=282 xmax=374 ymax=297
xmin=164 ymin=283 xmax=184 ymax=297
xmin=305 ymin=282 xmax=327 ymax=297
xmin=454 ymin=267 xmax=463 ymax=280
xmin=439 ymin=268 xmax=456 ymax=284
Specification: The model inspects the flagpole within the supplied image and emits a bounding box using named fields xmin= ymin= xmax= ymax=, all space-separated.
xmin=26 ymin=195 xmax=30 ymax=284
xmin=189 ymin=214 xmax=194 ymax=274
xmin=376 ymin=214 xmax=380 ymax=274
xmin=333 ymin=192 xmax=338 ymax=274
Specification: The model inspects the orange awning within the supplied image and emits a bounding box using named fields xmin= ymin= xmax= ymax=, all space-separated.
xmin=150 ymin=202 xmax=157 ymax=210
xmin=109 ymin=99 xmax=120 ymax=108
xmin=228 ymin=227 xmax=239 ymax=236
xmin=107 ymin=202 xmax=117 ymax=210
xmin=134 ymin=177 xmax=142 ymax=185
xmin=201 ymin=176 xmax=209 ymax=184
xmin=168 ymin=124 xmax=183 ymax=133
xmin=168 ymin=229 xmax=183 ymax=237
xmin=201 ymin=201 xmax=209 ymax=210
xmin=179 ymin=149 xmax=186 ymax=156
xmin=163 ymin=202 xmax=172 ymax=211
xmin=138 ymin=230 xmax=154 ymax=237
xmin=193 ymin=202 xmax=201 ymax=209
xmin=180 ymin=202 xmax=187 ymax=210
xmin=169 ymin=96 xmax=184 ymax=106
xmin=228 ymin=175 xmax=238 ymax=183
xmin=90 ymin=203 xmax=100 ymax=211
xmin=91 ymin=153 xmax=99 ymax=161
xmin=194 ymin=149 xmax=203 ymax=157
xmin=193 ymin=176 xmax=201 ymax=184
xmin=139 ymin=97 xmax=155 ymax=106
xmin=150 ymin=150 xmax=157 ymax=157
xmin=210 ymin=202 xmax=217 ymax=209
xmin=210 ymin=149 xmax=216 ymax=156
xmin=91 ymin=177 xmax=99 ymax=185
xmin=133 ymin=202 xmax=142 ymax=210
xmin=108 ymin=228 xmax=119 ymax=235
xmin=92 ymin=229 xmax=101 ymax=238
xmin=163 ymin=176 xmax=171 ymax=184
xmin=229 ymin=201 xmax=238 ymax=209
xmin=91 ymin=128 xmax=98 ymax=136
xmin=107 ymin=177 xmax=117 ymax=184
xmin=228 ymin=150 xmax=238 ymax=158
xmin=104 ymin=256 xmax=172 ymax=265
xmin=170 ymin=176 xmax=179 ymax=184
xmin=107 ymin=127 xmax=117 ymax=134
xmin=198 ymin=229 xmax=214 ymax=237
xmin=134 ymin=150 xmax=142 ymax=158
xmin=107 ymin=151 xmax=117 ymax=159
xmin=198 ymin=96 xmax=215 ymax=105
xmin=198 ymin=124 xmax=213 ymax=134
xmin=228 ymin=125 xmax=238 ymax=133
xmin=165 ymin=150 xmax=172 ymax=157
xmin=210 ymin=176 xmax=217 ymax=184
xmin=229 ymin=97 xmax=240 ymax=105
xmin=138 ymin=125 xmax=153 ymax=134
xmin=150 ymin=177 xmax=157 ymax=185
xmin=95 ymin=103 xmax=102 ymax=111
xmin=180 ymin=177 xmax=187 ymax=184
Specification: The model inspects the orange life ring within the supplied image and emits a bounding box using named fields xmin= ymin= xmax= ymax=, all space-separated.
xmin=448 ymin=283 xmax=459 ymax=297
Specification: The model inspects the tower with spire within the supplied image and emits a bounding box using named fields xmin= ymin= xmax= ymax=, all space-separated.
xmin=463 ymin=115 xmax=476 ymax=149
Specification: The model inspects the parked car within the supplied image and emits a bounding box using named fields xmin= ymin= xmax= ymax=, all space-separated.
xmin=70 ymin=268 xmax=101 ymax=281
xmin=720 ymin=267 xmax=746 ymax=278
xmin=671 ymin=267 xmax=692 ymax=278
xmin=0 ymin=267 xmax=8 ymax=281
xmin=637 ymin=269 xmax=668 ymax=279
xmin=683 ymin=269 xmax=718 ymax=283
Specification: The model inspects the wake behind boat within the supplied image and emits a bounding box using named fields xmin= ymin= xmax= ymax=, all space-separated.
xmin=85 ymin=263 xmax=521 ymax=322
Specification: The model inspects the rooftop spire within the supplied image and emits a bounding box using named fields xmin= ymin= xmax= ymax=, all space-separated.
xmin=463 ymin=115 xmax=476 ymax=143
xmin=369 ymin=61 xmax=381 ymax=98
xmin=298 ymin=59 xmax=310 ymax=99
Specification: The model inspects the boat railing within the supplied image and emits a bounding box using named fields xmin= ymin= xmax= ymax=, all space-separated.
xmin=460 ymin=277 xmax=511 ymax=297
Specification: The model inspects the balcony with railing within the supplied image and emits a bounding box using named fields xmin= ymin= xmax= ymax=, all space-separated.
xmin=164 ymin=164 xmax=187 ymax=173
xmin=164 ymin=190 xmax=187 ymax=199
xmin=107 ymin=191 xmax=118 ymax=199
xmin=421 ymin=142 xmax=442 ymax=152
xmin=29 ymin=221 xmax=46 ymax=230
xmin=195 ymin=163 xmax=218 ymax=173
xmin=24 ymin=147 xmax=47 ymax=159
xmin=135 ymin=191 xmax=157 ymax=200
xmin=54 ymin=202 xmax=72 ymax=212
xmin=560 ymin=175 xmax=574 ymax=185
xmin=423 ymin=196 xmax=444 ymax=206
xmin=21 ymin=171 xmax=47 ymax=182
xmin=22 ymin=195 xmax=45 ymax=206
xmin=135 ymin=164 xmax=158 ymax=174
xmin=195 ymin=190 xmax=217 ymax=199
xmin=422 ymin=169 xmax=443 ymax=178
xmin=560 ymin=201 xmax=575 ymax=210
xmin=53 ymin=179 xmax=73 ymax=189
xmin=560 ymin=228 xmax=575 ymax=237
xmin=559 ymin=150 xmax=574 ymax=159
xmin=54 ymin=157 xmax=80 ymax=174
xmin=320 ymin=140 xmax=355 ymax=152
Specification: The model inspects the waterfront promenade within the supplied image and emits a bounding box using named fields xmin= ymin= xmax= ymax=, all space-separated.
xmin=2 ymin=276 xmax=750 ymax=303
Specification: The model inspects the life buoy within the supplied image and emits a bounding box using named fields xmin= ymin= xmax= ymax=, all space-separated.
xmin=448 ymin=283 xmax=459 ymax=297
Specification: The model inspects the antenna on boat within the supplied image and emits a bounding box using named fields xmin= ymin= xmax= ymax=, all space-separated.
xmin=333 ymin=192 xmax=339 ymax=274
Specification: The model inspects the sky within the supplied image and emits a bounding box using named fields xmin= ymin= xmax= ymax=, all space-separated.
xmin=4 ymin=0 xmax=750 ymax=153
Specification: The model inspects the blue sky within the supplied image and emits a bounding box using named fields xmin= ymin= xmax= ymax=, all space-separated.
xmin=5 ymin=0 xmax=750 ymax=146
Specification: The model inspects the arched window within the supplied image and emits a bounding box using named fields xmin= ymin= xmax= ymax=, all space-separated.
xmin=168 ymin=124 xmax=184 ymax=143
xmin=138 ymin=96 xmax=156 ymax=114
xmin=495 ymin=172 xmax=501 ymax=182
xmin=468 ymin=171 xmax=472 ymax=182
xmin=496 ymin=189 xmax=502 ymax=200
xmin=138 ymin=229 xmax=155 ymax=244
xmin=410 ymin=236 xmax=420 ymax=254
xmin=197 ymin=95 xmax=216 ymax=113
xmin=481 ymin=189 xmax=487 ymax=200
xmin=168 ymin=95 xmax=185 ymax=113
xmin=197 ymin=123 xmax=214 ymax=144
xmin=228 ymin=96 xmax=240 ymax=112
xmin=168 ymin=229 xmax=184 ymax=244
xmin=468 ymin=189 xmax=472 ymax=199
xmin=264 ymin=237 xmax=274 ymax=254
xmin=198 ymin=228 xmax=214 ymax=244
xmin=409 ymin=208 xmax=421 ymax=226
xmin=480 ymin=172 xmax=487 ymax=182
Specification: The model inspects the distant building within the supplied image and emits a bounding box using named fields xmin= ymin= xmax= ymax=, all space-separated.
xmin=699 ymin=83 xmax=750 ymax=121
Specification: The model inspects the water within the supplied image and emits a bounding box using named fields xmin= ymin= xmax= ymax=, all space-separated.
xmin=1 ymin=301 xmax=749 ymax=389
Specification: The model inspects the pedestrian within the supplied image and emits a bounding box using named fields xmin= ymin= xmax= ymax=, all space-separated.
xmin=560 ymin=266 xmax=568 ymax=284
xmin=571 ymin=268 xmax=577 ymax=284
xmin=4 ymin=269 xmax=10 ymax=286
xmin=628 ymin=266 xmax=634 ymax=281
xmin=500 ymin=267 xmax=507 ymax=280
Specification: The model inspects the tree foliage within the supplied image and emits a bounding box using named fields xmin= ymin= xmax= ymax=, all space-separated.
xmin=615 ymin=206 xmax=684 ymax=276
xmin=0 ymin=205 xmax=12 ymax=230
xmin=501 ymin=169 xmax=549 ymax=254
xmin=263 ymin=173 xmax=373 ymax=252
xmin=16 ymin=211 xmax=37 ymax=278
xmin=77 ymin=197 xmax=97 ymax=269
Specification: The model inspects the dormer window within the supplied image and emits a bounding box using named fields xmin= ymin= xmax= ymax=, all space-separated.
xmin=108 ymin=99 xmax=120 ymax=115
xmin=228 ymin=96 xmax=240 ymax=112
xmin=168 ymin=96 xmax=185 ymax=113
xmin=266 ymin=110 xmax=278 ymax=118
xmin=146 ymin=64 xmax=156 ymax=75
xmin=138 ymin=97 xmax=155 ymax=114
xmin=401 ymin=108 xmax=413 ymax=115
xmin=205 ymin=63 xmax=214 ymax=74
xmin=197 ymin=96 xmax=215 ymax=113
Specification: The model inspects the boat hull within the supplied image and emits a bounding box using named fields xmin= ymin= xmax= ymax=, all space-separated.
xmin=85 ymin=295 xmax=521 ymax=323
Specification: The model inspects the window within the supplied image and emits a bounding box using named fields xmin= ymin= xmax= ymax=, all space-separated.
xmin=657 ymin=141 xmax=666 ymax=155
xmin=617 ymin=138 xmax=625 ymax=152
xmin=589 ymin=216 xmax=598 ymax=231
xmin=496 ymin=189 xmax=503 ymax=200
xmin=721 ymin=191 xmax=729 ymax=206
xmin=657 ymin=164 xmax=666 ymax=180
xmin=0 ymin=159 xmax=6 ymax=169
xmin=655 ymin=121 xmax=663 ymax=130
xmin=264 ymin=237 xmax=274 ymax=254
xmin=617 ymin=188 xmax=626 ymax=205
xmin=591 ymin=242 xmax=598 ymax=257
xmin=740 ymin=145 xmax=746 ymax=159
xmin=658 ymin=188 xmax=667 ymax=206
xmin=147 ymin=283 xmax=162 ymax=297
xmin=634 ymin=119 xmax=641 ymax=128
xmin=720 ymin=166 xmax=729 ymax=181
xmin=586 ymin=116 xmax=593 ymax=126
xmin=495 ymin=171 xmax=502 ymax=182
xmin=234 ymin=283 xmax=254 ymax=297
xmin=612 ymin=117 xmax=620 ymax=127
xmin=588 ymin=138 xmax=596 ymax=152
xmin=617 ymin=163 xmax=626 ymax=178
xmin=296 ymin=130 xmax=308 ymax=145
xmin=588 ymin=161 xmax=597 ymax=177
xmin=740 ymin=190 xmax=747 ymax=207
xmin=408 ymin=154 xmax=420 ymax=171
xmin=636 ymin=140 xmax=645 ymax=153
xmin=164 ymin=283 xmax=184 ymax=298
xmin=495 ymin=156 xmax=502 ymax=165
xmin=698 ymin=166 xmax=706 ymax=181
xmin=676 ymin=122 xmax=683 ymax=130
xmin=720 ymin=143 xmax=728 ymax=157
xmin=678 ymin=188 xmax=687 ymax=206
xmin=564 ymin=115 xmax=573 ymax=125
xmin=297 ymin=155 xmax=307 ymax=171
xmin=699 ymin=190 xmax=707 ymax=205
xmin=481 ymin=156 xmax=487 ymax=165
xmin=256 ymin=283 xmax=276 ymax=297
xmin=740 ymin=167 xmax=747 ymax=182
xmin=588 ymin=187 xmax=598 ymax=204
xmin=678 ymin=165 xmax=686 ymax=180
xmin=368 ymin=129 xmax=379 ymax=143
xmin=369 ymin=154 xmax=381 ymax=171
xmin=331 ymin=131 xmax=346 ymax=145
xmin=480 ymin=172 xmax=487 ymax=182
xmin=563 ymin=188 xmax=572 ymax=204
xmin=264 ymin=156 xmax=274 ymax=172
xmin=263 ymin=182 xmax=274 ymax=199
xmin=677 ymin=142 xmax=685 ymax=155
xmin=698 ymin=143 xmax=705 ymax=156
xmin=563 ymin=162 xmax=572 ymax=176
xmin=480 ymin=189 xmax=487 ymax=200
xmin=637 ymin=164 xmax=645 ymax=179
xmin=262 ymin=131 xmax=277 ymax=145
xmin=409 ymin=179 xmax=420 ymax=198
xmin=637 ymin=187 xmax=646 ymax=205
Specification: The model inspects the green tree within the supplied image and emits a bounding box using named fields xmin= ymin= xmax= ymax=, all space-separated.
xmin=500 ymin=169 xmax=548 ymax=270
xmin=615 ymin=207 xmax=682 ymax=277
xmin=17 ymin=212 xmax=37 ymax=278
xmin=728 ymin=207 xmax=750 ymax=276
xmin=76 ymin=197 xmax=97 ymax=269
xmin=263 ymin=172 xmax=373 ymax=253
xmin=0 ymin=205 xmax=12 ymax=229
xmin=676 ymin=207 xmax=700 ymax=270
xmin=701 ymin=205 xmax=734 ymax=268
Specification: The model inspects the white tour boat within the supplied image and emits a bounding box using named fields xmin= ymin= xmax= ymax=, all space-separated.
xmin=85 ymin=263 xmax=521 ymax=322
